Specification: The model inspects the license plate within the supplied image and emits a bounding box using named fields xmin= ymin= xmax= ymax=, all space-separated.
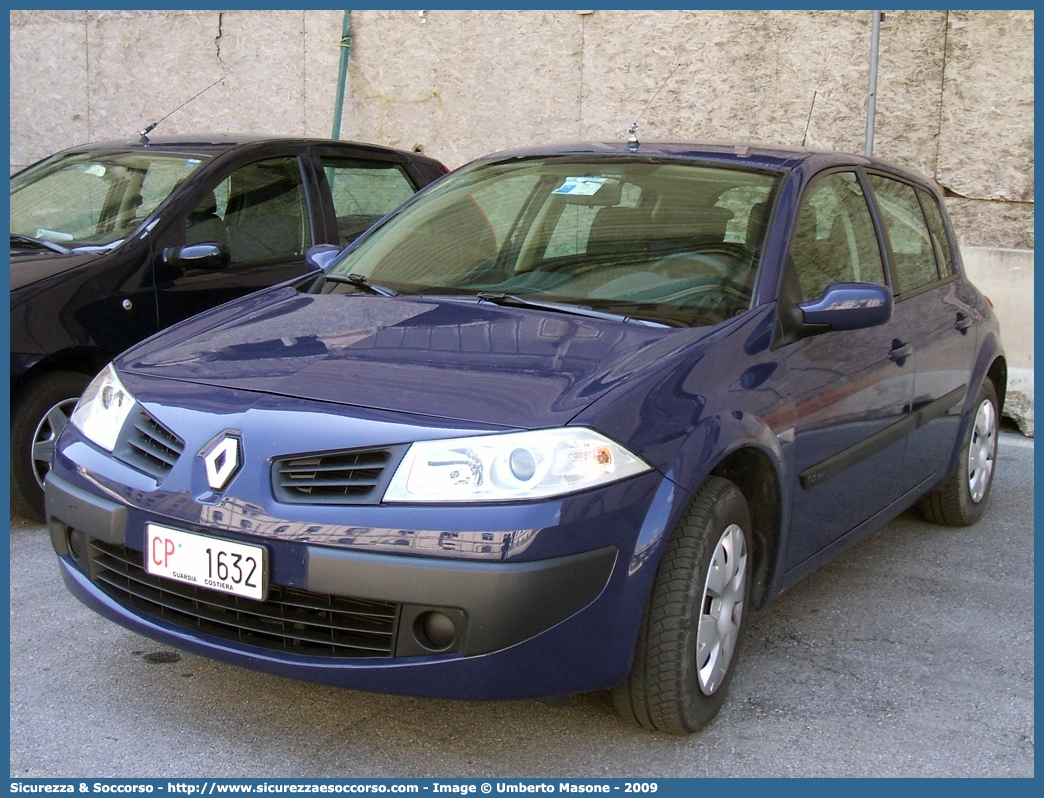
xmin=145 ymin=524 xmax=267 ymax=601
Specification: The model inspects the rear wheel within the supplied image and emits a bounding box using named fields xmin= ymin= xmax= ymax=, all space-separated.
xmin=613 ymin=476 xmax=752 ymax=734
xmin=919 ymin=379 xmax=999 ymax=526
xmin=10 ymin=371 xmax=90 ymax=520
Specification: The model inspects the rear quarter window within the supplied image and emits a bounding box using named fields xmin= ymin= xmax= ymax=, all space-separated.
xmin=916 ymin=186 xmax=956 ymax=279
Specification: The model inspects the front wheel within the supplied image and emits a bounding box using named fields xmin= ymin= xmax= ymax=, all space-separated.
xmin=613 ymin=476 xmax=752 ymax=734
xmin=10 ymin=371 xmax=90 ymax=520
xmin=918 ymin=379 xmax=1000 ymax=526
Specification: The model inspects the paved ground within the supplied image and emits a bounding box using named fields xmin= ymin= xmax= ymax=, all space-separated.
xmin=9 ymin=431 xmax=1034 ymax=778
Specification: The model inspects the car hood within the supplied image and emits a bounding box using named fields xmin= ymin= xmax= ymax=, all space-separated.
xmin=9 ymin=250 xmax=106 ymax=291
xmin=119 ymin=287 xmax=702 ymax=429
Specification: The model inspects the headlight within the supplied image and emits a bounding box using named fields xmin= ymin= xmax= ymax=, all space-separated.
xmin=383 ymin=427 xmax=651 ymax=503
xmin=70 ymin=364 xmax=137 ymax=451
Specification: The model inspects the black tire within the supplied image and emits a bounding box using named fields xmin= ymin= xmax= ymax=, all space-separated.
xmin=919 ymin=379 xmax=1000 ymax=527
xmin=10 ymin=371 xmax=91 ymax=520
xmin=613 ymin=476 xmax=752 ymax=734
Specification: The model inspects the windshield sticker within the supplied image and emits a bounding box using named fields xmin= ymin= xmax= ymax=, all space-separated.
xmin=553 ymin=176 xmax=608 ymax=196
xmin=84 ymin=164 xmax=107 ymax=178
xmin=184 ymin=159 xmax=201 ymax=167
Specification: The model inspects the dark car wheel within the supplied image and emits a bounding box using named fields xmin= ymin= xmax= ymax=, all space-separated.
xmin=613 ymin=476 xmax=752 ymax=734
xmin=10 ymin=371 xmax=90 ymax=520
xmin=919 ymin=379 xmax=1000 ymax=526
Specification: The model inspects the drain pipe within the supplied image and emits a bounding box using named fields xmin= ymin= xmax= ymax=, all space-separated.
xmin=331 ymin=10 xmax=352 ymax=140
xmin=865 ymin=10 xmax=882 ymax=156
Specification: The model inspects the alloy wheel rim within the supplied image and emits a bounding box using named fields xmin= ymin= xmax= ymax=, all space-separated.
xmin=31 ymin=397 xmax=78 ymax=489
xmin=696 ymin=522 xmax=747 ymax=696
xmin=967 ymin=398 xmax=997 ymax=504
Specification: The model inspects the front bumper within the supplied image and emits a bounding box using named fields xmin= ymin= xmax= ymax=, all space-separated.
xmin=48 ymin=470 xmax=617 ymax=659
xmin=46 ymin=454 xmax=680 ymax=700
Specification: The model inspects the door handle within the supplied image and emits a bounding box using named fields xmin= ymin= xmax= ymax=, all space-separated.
xmin=955 ymin=313 xmax=972 ymax=333
xmin=889 ymin=342 xmax=914 ymax=362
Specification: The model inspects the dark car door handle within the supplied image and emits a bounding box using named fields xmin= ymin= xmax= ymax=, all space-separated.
xmin=955 ymin=314 xmax=973 ymax=333
xmin=889 ymin=342 xmax=914 ymax=362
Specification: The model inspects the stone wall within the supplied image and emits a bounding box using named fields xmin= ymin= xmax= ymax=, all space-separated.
xmin=10 ymin=9 xmax=1033 ymax=251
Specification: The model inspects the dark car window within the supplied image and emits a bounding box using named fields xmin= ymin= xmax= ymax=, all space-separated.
xmin=319 ymin=157 xmax=417 ymax=245
xmin=10 ymin=151 xmax=207 ymax=250
xmin=916 ymin=186 xmax=956 ymax=279
xmin=789 ymin=171 xmax=886 ymax=301
xmin=196 ymin=156 xmax=310 ymax=265
xmin=866 ymin=174 xmax=939 ymax=293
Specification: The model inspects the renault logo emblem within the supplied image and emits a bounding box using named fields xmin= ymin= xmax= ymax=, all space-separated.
xmin=202 ymin=434 xmax=241 ymax=491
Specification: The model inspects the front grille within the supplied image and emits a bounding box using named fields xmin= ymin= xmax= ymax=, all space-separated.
xmin=272 ymin=444 xmax=408 ymax=505
xmin=87 ymin=539 xmax=399 ymax=657
xmin=114 ymin=409 xmax=185 ymax=480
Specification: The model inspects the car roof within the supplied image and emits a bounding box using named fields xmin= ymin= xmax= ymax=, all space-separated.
xmin=45 ymin=134 xmax=434 ymax=162
xmin=469 ymin=140 xmax=918 ymax=179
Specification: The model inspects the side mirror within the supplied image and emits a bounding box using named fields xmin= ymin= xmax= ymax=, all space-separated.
xmin=163 ymin=243 xmax=230 ymax=271
xmin=306 ymin=243 xmax=343 ymax=272
xmin=798 ymin=282 xmax=893 ymax=332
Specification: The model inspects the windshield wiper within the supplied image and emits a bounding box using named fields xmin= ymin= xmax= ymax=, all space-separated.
xmin=318 ymin=273 xmax=401 ymax=297
xmin=10 ymin=233 xmax=70 ymax=255
xmin=476 ymin=292 xmax=667 ymax=327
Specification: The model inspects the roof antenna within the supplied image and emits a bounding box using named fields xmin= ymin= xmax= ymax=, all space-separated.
xmin=139 ymin=77 xmax=225 ymax=145
xmin=628 ymin=62 xmax=683 ymax=150
xmin=801 ymin=90 xmax=818 ymax=148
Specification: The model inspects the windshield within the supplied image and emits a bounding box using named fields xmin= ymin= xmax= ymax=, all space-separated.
xmin=10 ymin=150 xmax=210 ymax=250
xmin=328 ymin=156 xmax=781 ymax=327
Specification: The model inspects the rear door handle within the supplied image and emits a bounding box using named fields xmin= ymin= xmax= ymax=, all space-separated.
xmin=955 ymin=313 xmax=973 ymax=332
xmin=889 ymin=342 xmax=914 ymax=362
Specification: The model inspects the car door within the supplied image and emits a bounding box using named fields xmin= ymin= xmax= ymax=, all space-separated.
xmin=153 ymin=145 xmax=324 ymax=328
xmin=777 ymin=169 xmax=917 ymax=571
xmin=865 ymin=173 xmax=979 ymax=486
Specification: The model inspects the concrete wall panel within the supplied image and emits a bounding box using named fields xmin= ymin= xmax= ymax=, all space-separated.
xmin=937 ymin=10 xmax=1034 ymax=203
xmin=304 ymin=10 xmax=343 ymax=140
xmin=947 ymin=198 xmax=1035 ymax=251
xmin=213 ymin=10 xmax=311 ymax=137
xmin=873 ymin=10 xmax=948 ymax=179
xmin=962 ymin=246 xmax=1034 ymax=435
xmin=10 ymin=16 xmax=90 ymax=171
xmin=340 ymin=10 xmax=584 ymax=166
xmin=86 ymin=11 xmax=222 ymax=142
xmin=580 ymin=10 xmax=871 ymax=154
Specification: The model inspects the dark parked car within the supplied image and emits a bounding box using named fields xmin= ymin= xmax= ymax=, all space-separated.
xmin=46 ymin=142 xmax=1003 ymax=734
xmin=11 ymin=135 xmax=447 ymax=517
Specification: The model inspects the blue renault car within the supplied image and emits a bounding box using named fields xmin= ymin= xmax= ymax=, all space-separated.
xmin=46 ymin=142 xmax=1004 ymax=734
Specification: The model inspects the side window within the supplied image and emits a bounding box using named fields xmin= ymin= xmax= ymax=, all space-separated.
xmin=789 ymin=171 xmax=886 ymax=301
xmin=319 ymin=158 xmax=416 ymax=245
xmin=185 ymin=157 xmax=309 ymax=264
xmin=867 ymin=174 xmax=939 ymax=292
xmin=916 ymin=186 xmax=955 ymax=279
